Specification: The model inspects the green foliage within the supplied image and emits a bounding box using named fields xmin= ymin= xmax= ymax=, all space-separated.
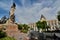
xmin=36 ymin=21 xmax=41 ymax=31
xmin=0 ymin=30 xmax=6 ymax=38
xmin=18 ymin=24 xmax=30 ymax=33
xmin=0 ymin=37 xmax=16 ymax=40
xmin=36 ymin=21 xmax=47 ymax=31
xmin=18 ymin=24 xmax=23 ymax=30
xmin=57 ymin=11 xmax=60 ymax=21
xmin=23 ymin=24 xmax=29 ymax=30
xmin=41 ymin=21 xmax=47 ymax=29
xmin=21 ymin=30 xmax=28 ymax=33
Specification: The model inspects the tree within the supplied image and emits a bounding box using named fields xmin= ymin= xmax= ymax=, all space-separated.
xmin=36 ymin=21 xmax=42 ymax=32
xmin=41 ymin=21 xmax=47 ymax=29
xmin=57 ymin=11 xmax=60 ymax=21
xmin=18 ymin=24 xmax=23 ymax=30
xmin=23 ymin=24 xmax=29 ymax=30
xmin=18 ymin=24 xmax=30 ymax=33
xmin=36 ymin=21 xmax=47 ymax=32
xmin=0 ymin=16 xmax=7 ymax=24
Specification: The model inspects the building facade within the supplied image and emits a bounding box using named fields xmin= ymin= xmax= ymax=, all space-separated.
xmin=28 ymin=15 xmax=59 ymax=31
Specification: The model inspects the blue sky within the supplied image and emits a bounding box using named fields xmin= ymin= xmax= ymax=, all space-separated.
xmin=0 ymin=0 xmax=60 ymax=24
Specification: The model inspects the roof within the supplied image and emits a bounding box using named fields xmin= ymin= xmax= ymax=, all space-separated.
xmin=40 ymin=14 xmax=46 ymax=19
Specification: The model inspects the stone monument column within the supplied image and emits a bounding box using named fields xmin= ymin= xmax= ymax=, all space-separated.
xmin=5 ymin=3 xmax=19 ymax=37
xmin=6 ymin=3 xmax=16 ymax=24
xmin=9 ymin=3 xmax=16 ymax=23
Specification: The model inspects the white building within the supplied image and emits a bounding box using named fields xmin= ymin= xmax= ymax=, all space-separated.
xmin=28 ymin=15 xmax=59 ymax=31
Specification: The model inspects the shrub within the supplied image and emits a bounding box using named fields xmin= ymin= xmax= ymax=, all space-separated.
xmin=18 ymin=24 xmax=23 ymax=30
xmin=0 ymin=30 xmax=6 ymax=38
xmin=0 ymin=36 xmax=16 ymax=40
xmin=21 ymin=30 xmax=28 ymax=33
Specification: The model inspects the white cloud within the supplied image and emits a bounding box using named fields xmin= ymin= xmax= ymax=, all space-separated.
xmin=16 ymin=0 xmax=60 ymax=24
xmin=0 ymin=0 xmax=12 ymax=11
xmin=15 ymin=3 xmax=43 ymax=24
xmin=0 ymin=0 xmax=60 ymax=24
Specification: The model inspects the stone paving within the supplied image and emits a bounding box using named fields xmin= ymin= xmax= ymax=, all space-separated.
xmin=7 ymin=30 xmax=60 ymax=40
xmin=12 ymin=31 xmax=29 ymax=40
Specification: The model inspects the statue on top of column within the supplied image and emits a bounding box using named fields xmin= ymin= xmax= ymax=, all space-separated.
xmin=6 ymin=3 xmax=16 ymax=24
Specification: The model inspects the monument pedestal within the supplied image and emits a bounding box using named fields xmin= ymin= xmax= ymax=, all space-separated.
xmin=0 ymin=23 xmax=19 ymax=37
xmin=5 ymin=24 xmax=19 ymax=37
